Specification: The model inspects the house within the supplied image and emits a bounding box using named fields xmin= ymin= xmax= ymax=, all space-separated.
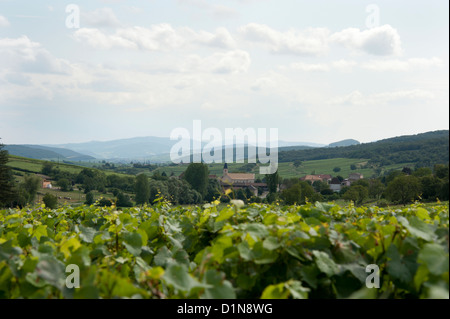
xmin=330 ymin=177 xmax=342 ymax=192
xmin=349 ymin=173 xmax=364 ymax=182
xmin=317 ymin=174 xmax=332 ymax=183
xmin=300 ymin=174 xmax=331 ymax=183
xmin=42 ymin=180 xmax=52 ymax=189
xmin=221 ymin=163 xmax=255 ymax=185
xmin=342 ymin=179 xmax=351 ymax=187
xmin=219 ymin=163 xmax=267 ymax=195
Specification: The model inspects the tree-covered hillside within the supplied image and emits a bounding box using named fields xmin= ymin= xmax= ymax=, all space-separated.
xmin=279 ymin=130 xmax=449 ymax=167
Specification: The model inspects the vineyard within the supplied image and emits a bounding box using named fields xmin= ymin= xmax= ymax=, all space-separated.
xmin=0 ymin=199 xmax=448 ymax=299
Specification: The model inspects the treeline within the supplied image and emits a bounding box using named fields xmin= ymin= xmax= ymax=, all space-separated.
xmin=278 ymin=164 xmax=449 ymax=206
xmin=0 ymin=145 xmax=222 ymax=208
xmin=278 ymin=130 xmax=449 ymax=167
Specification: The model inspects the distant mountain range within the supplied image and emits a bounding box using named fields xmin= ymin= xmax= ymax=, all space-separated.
xmin=2 ymin=135 xmax=367 ymax=163
xmin=328 ymin=139 xmax=360 ymax=148
xmin=4 ymin=145 xmax=95 ymax=161
xmin=47 ymin=138 xmax=330 ymax=161
xmin=5 ymin=137 xmax=333 ymax=162
xmin=4 ymin=131 xmax=448 ymax=167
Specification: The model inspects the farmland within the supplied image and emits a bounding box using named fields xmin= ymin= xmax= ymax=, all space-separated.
xmin=7 ymin=154 xmax=414 ymax=182
xmin=151 ymin=158 xmax=413 ymax=180
xmin=0 ymin=201 xmax=448 ymax=299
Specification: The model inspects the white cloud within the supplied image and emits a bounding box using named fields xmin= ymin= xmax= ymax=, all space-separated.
xmin=331 ymin=59 xmax=357 ymax=72
xmin=212 ymin=5 xmax=238 ymax=19
xmin=74 ymin=24 xmax=237 ymax=51
xmin=125 ymin=6 xmax=143 ymax=14
xmin=329 ymin=89 xmax=435 ymax=106
xmin=4 ymin=73 xmax=32 ymax=86
xmin=182 ymin=50 xmax=251 ymax=74
xmin=330 ymin=25 xmax=402 ymax=56
xmin=239 ymin=23 xmax=330 ymax=56
xmin=361 ymin=57 xmax=444 ymax=71
xmin=283 ymin=62 xmax=329 ymax=72
xmin=0 ymin=36 xmax=71 ymax=74
xmin=82 ymin=7 xmax=122 ymax=28
xmin=74 ymin=28 xmax=138 ymax=50
xmin=177 ymin=0 xmax=238 ymax=19
xmin=0 ymin=15 xmax=10 ymax=27
xmin=278 ymin=60 xmax=356 ymax=73
xmin=251 ymin=76 xmax=276 ymax=91
xmin=277 ymin=57 xmax=441 ymax=74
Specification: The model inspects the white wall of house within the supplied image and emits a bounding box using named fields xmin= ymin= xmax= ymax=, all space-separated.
xmin=330 ymin=184 xmax=341 ymax=192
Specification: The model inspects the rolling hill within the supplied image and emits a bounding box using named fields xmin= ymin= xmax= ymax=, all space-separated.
xmin=328 ymin=139 xmax=360 ymax=148
xmin=42 ymin=137 xmax=327 ymax=162
xmin=278 ymin=130 xmax=449 ymax=167
xmin=4 ymin=145 xmax=95 ymax=161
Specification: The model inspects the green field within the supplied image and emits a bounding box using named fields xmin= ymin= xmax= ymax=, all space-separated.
xmin=8 ymin=154 xmax=416 ymax=182
xmin=7 ymin=156 xmax=85 ymax=175
xmin=152 ymin=158 xmax=414 ymax=180
xmin=7 ymin=155 xmax=131 ymax=177
xmin=7 ymin=155 xmax=133 ymax=206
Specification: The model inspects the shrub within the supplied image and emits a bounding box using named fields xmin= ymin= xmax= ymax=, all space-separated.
xmin=43 ymin=193 xmax=58 ymax=209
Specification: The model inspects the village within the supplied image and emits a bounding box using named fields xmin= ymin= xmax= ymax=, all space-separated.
xmin=177 ymin=163 xmax=364 ymax=199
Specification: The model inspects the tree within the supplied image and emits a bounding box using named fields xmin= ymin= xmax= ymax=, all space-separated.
xmin=266 ymin=170 xmax=280 ymax=194
xmin=350 ymin=164 xmax=357 ymax=170
xmin=152 ymin=171 xmax=168 ymax=181
xmin=312 ymin=180 xmax=330 ymax=193
xmin=402 ymin=167 xmax=412 ymax=175
xmin=293 ymin=160 xmax=302 ymax=168
xmin=184 ymin=163 xmax=209 ymax=197
xmin=434 ymin=164 xmax=449 ymax=179
xmin=413 ymin=167 xmax=433 ymax=178
xmin=343 ymin=185 xmax=368 ymax=205
xmin=298 ymin=181 xmax=319 ymax=203
xmin=43 ymin=193 xmax=58 ymax=209
xmin=85 ymin=191 xmax=94 ymax=205
xmin=149 ymin=179 xmax=169 ymax=203
xmin=135 ymin=173 xmax=150 ymax=205
xmin=57 ymin=178 xmax=71 ymax=192
xmin=352 ymin=179 xmax=370 ymax=188
xmin=384 ymin=170 xmax=405 ymax=185
xmin=281 ymin=183 xmax=302 ymax=205
xmin=333 ymin=167 xmax=341 ymax=173
xmin=41 ymin=162 xmax=54 ymax=176
xmin=116 ymin=192 xmax=133 ymax=207
xmin=96 ymin=198 xmax=113 ymax=207
xmin=321 ymin=189 xmax=334 ymax=196
xmin=77 ymin=168 xmax=106 ymax=194
xmin=205 ymin=178 xmax=222 ymax=202
xmin=368 ymin=179 xmax=385 ymax=200
xmin=236 ymin=188 xmax=247 ymax=201
xmin=0 ymin=142 xmax=15 ymax=207
xmin=386 ymin=175 xmax=421 ymax=205
xmin=20 ymin=175 xmax=41 ymax=204
xmin=420 ymin=175 xmax=442 ymax=201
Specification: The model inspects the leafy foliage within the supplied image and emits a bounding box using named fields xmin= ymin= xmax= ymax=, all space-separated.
xmin=0 ymin=201 xmax=448 ymax=299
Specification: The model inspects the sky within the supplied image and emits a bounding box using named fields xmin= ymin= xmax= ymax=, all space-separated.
xmin=0 ymin=0 xmax=448 ymax=145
